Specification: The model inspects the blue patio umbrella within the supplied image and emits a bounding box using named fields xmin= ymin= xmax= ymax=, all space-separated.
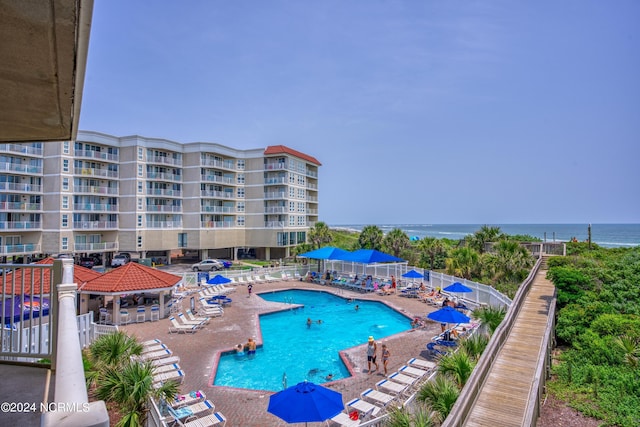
xmin=2 ymin=295 xmax=50 ymax=325
xmin=298 ymin=247 xmax=351 ymax=260
xmin=443 ymin=282 xmax=472 ymax=294
xmin=402 ymin=269 xmax=424 ymax=279
xmin=207 ymin=274 xmax=232 ymax=285
xmin=427 ymin=306 xmax=471 ymax=324
xmin=267 ymin=381 xmax=344 ymax=426
xmin=343 ymin=249 xmax=403 ymax=264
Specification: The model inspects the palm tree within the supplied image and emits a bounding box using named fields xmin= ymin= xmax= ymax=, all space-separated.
xmin=95 ymin=360 xmax=178 ymax=427
xmin=474 ymin=305 xmax=507 ymax=336
xmin=384 ymin=405 xmax=435 ymax=427
xmin=358 ymin=225 xmax=384 ymax=250
xmin=383 ymin=228 xmax=410 ymax=257
xmin=437 ymin=350 xmax=476 ymax=388
xmin=308 ymin=221 xmax=332 ymax=249
xmin=419 ymin=237 xmax=446 ymax=270
xmin=445 ymin=247 xmax=480 ymax=280
xmin=615 ymin=335 xmax=639 ymax=368
xmin=468 ymin=225 xmax=502 ymax=254
xmin=86 ymin=330 xmax=143 ymax=387
xmin=459 ymin=333 xmax=490 ymax=361
xmin=492 ymin=240 xmax=534 ymax=282
xmin=416 ymin=375 xmax=460 ymax=423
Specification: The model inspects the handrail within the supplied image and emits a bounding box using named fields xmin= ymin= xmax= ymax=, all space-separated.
xmin=441 ymin=257 xmax=543 ymax=427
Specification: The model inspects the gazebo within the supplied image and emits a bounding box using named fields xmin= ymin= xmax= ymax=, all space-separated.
xmin=78 ymin=262 xmax=182 ymax=325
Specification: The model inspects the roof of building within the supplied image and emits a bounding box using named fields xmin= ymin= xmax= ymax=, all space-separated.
xmin=1 ymin=257 xmax=101 ymax=295
xmin=79 ymin=262 xmax=181 ymax=294
xmin=264 ymin=145 xmax=322 ymax=166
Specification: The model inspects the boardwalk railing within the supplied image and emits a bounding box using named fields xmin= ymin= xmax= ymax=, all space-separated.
xmin=441 ymin=256 xmax=554 ymax=427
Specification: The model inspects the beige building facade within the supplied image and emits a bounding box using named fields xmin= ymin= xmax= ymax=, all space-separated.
xmin=0 ymin=131 xmax=320 ymax=264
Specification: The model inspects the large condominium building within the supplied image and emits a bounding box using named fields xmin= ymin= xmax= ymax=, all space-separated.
xmin=0 ymin=131 xmax=320 ymax=265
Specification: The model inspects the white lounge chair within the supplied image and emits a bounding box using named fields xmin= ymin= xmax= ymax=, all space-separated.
xmin=346 ymin=397 xmax=382 ymax=417
xmin=360 ymin=388 xmax=395 ymax=407
xmin=168 ymin=316 xmax=197 ymax=334
xmin=139 ymin=348 xmax=173 ymax=361
xmin=154 ymin=362 xmax=181 ymax=374
xmin=153 ymin=369 xmax=185 ymax=385
xmin=167 ymin=399 xmax=215 ymax=422
xmin=177 ymin=313 xmax=206 ymax=329
xmin=375 ymin=379 xmax=407 ymax=395
xmin=328 ymin=407 xmax=373 ymax=426
xmin=199 ymin=305 xmax=224 ymax=317
xmin=398 ymin=365 xmax=430 ymax=380
xmin=150 ymin=355 xmax=180 ymax=367
xmin=185 ymin=309 xmax=209 ymax=324
xmin=183 ymin=411 xmax=226 ymax=427
xmin=141 ymin=338 xmax=162 ymax=347
xmin=387 ymin=371 xmax=418 ymax=388
xmin=171 ymin=390 xmax=206 ymax=409
xmin=407 ymin=357 xmax=436 ymax=371
xmin=263 ymin=273 xmax=278 ymax=282
xmin=141 ymin=343 xmax=168 ymax=354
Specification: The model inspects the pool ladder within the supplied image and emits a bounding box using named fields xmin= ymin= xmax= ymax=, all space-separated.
xmin=282 ymin=372 xmax=287 ymax=389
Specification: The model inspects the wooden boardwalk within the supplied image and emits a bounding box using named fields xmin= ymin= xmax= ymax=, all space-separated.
xmin=464 ymin=266 xmax=555 ymax=427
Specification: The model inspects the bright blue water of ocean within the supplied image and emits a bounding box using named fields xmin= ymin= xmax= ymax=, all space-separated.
xmin=333 ymin=224 xmax=640 ymax=248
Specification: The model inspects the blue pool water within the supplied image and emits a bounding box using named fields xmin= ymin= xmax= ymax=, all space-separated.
xmin=214 ymin=289 xmax=411 ymax=391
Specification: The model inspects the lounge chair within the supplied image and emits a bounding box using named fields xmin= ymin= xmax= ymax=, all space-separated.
xmin=199 ymin=305 xmax=224 ymax=317
xmin=169 ymin=316 xmax=198 ymax=334
xmin=375 ymin=379 xmax=408 ymax=395
xmin=141 ymin=338 xmax=162 ymax=347
xmin=185 ymin=309 xmax=209 ymax=324
xmin=142 ymin=343 xmax=168 ymax=354
xmin=150 ymin=355 xmax=181 ymax=367
xmin=426 ymin=342 xmax=448 ymax=357
xmin=177 ymin=313 xmax=206 ymax=329
xmin=172 ymin=390 xmax=206 ymax=409
xmin=360 ymin=388 xmax=395 ymax=407
xmin=263 ymin=273 xmax=278 ymax=282
xmin=346 ymin=397 xmax=382 ymax=417
xmin=407 ymin=358 xmax=436 ymax=372
xmin=387 ymin=371 xmax=419 ymax=388
xmin=328 ymin=407 xmax=374 ymax=426
xmin=139 ymin=348 xmax=173 ymax=361
xmin=154 ymin=362 xmax=181 ymax=374
xmin=153 ymin=369 xmax=185 ymax=385
xmin=167 ymin=399 xmax=215 ymax=423
xmin=236 ymin=276 xmax=246 ymax=285
xmin=182 ymin=411 xmax=226 ymax=427
xmin=398 ymin=365 xmax=430 ymax=380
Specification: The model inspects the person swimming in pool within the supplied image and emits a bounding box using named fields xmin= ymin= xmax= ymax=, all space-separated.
xmin=307 ymin=317 xmax=312 ymax=328
xmin=235 ymin=344 xmax=244 ymax=356
xmin=245 ymin=338 xmax=256 ymax=355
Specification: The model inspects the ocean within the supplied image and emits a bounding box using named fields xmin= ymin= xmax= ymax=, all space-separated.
xmin=332 ymin=224 xmax=640 ymax=248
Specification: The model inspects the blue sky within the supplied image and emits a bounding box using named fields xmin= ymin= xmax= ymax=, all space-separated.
xmin=79 ymin=1 xmax=640 ymax=225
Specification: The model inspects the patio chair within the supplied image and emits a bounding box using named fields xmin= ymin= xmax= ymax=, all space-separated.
xmin=387 ymin=371 xmax=419 ymax=388
xmin=119 ymin=309 xmax=131 ymax=325
xmin=150 ymin=304 xmax=161 ymax=321
xmin=185 ymin=309 xmax=209 ymax=324
xmin=346 ymin=397 xmax=382 ymax=417
xmin=142 ymin=343 xmax=168 ymax=354
xmin=328 ymin=407 xmax=373 ymax=426
xmin=166 ymin=399 xmax=214 ymax=424
xmin=139 ymin=348 xmax=173 ymax=361
xmin=171 ymin=390 xmax=206 ymax=409
xmin=199 ymin=305 xmax=224 ymax=317
xmin=375 ymin=379 xmax=408 ymax=396
xmin=168 ymin=316 xmax=198 ymax=334
xmin=177 ymin=313 xmax=206 ymax=329
xmin=141 ymin=338 xmax=162 ymax=347
xmin=407 ymin=358 xmax=436 ymax=372
xmin=98 ymin=308 xmax=112 ymax=324
xmin=183 ymin=411 xmax=226 ymax=427
xmin=154 ymin=362 xmax=181 ymax=374
xmin=153 ymin=369 xmax=185 ymax=386
xmin=360 ymin=388 xmax=395 ymax=407
xmin=150 ymin=355 xmax=180 ymax=367
xmin=136 ymin=306 xmax=147 ymax=323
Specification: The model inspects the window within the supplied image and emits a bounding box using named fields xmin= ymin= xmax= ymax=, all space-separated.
xmin=62 ymin=214 xmax=68 ymax=228
xmin=289 ymin=201 xmax=295 ymax=212
xmin=62 ymin=196 xmax=69 ymax=209
xmin=237 ymin=159 xmax=245 ymax=170
xmin=61 ymin=237 xmax=68 ymax=250
xmin=289 ymin=174 xmax=295 ymax=184
xmin=237 ymin=188 xmax=244 ymax=198
xmin=137 ymin=181 xmax=143 ymax=193
xmin=237 ymin=216 xmax=245 ymax=226
xmin=178 ymin=233 xmax=187 ymax=248
xmin=298 ymin=216 xmax=306 ymax=226
xmin=237 ymin=202 xmax=245 ymax=212
xmin=237 ymin=174 xmax=245 ymax=184
xmin=298 ymin=202 xmax=305 ymax=212
xmin=137 ymin=235 xmax=142 ymax=248
xmin=138 ymin=164 xmax=143 ymax=177
xmin=62 ymin=159 xmax=69 ymax=172
xmin=138 ymin=198 xmax=143 ymax=210
xmin=62 ymin=178 xmax=69 ymax=191
xmin=138 ymin=147 xmax=143 ymax=160
xmin=289 ymin=187 xmax=295 ymax=198
xmin=289 ymin=216 xmax=295 ymax=226
xmin=63 ymin=141 xmax=70 ymax=154
xmin=298 ymin=189 xmax=305 ymax=199
xmin=137 ymin=215 xmax=143 ymax=227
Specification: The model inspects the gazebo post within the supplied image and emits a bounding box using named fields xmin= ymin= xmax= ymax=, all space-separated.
xmin=114 ymin=295 xmax=121 ymax=325
xmin=159 ymin=291 xmax=166 ymax=319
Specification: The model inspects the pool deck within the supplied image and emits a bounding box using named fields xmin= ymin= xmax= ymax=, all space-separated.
xmin=120 ymin=279 xmax=443 ymax=427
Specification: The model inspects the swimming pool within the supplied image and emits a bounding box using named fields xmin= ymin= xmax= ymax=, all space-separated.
xmin=213 ymin=289 xmax=411 ymax=391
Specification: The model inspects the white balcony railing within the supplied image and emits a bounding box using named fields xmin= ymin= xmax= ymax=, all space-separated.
xmin=0 ymin=143 xmax=43 ymax=156
xmin=146 ymin=221 xmax=183 ymax=228
xmin=74 ymin=185 xmax=119 ymax=195
xmin=0 ymin=201 xmax=41 ymax=210
xmin=201 ymin=206 xmax=234 ymax=213
xmin=74 ymin=149 xmax=119 ymax=162
xmin=147 ymin=155 xmax=181 ymax=166
xmin=146 ymin=188 xmax=182 ymax=197
xmin=0 ymin=182 xmax=41 ymax=192
xmin=201 ymin=190 xmax=234 ymax=199
xmin=73 ymin=221 xmax=118 ymax=230
xmin=0 ymin=163 xmax=42 ymax=174
xmin=200 ymin=221 xmax=235 ymax=228
xmin=73 ymin=203 xmax=118 ymax=212
xmin=73 ymin=242 xmax=118 ymax=251
xmin=0 ymin=243 xmax=40 ymax=255
xmin=146 ymin=205 xmax=182 ymax=213
xmin=265 ymin=192 xmax=287 ymax=199
xmin=0 ymin=221 xmax=41 ymax=229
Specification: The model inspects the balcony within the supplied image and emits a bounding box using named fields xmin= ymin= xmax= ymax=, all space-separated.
xmin=147 ymin=155 xmax=181 ymax=166
xmin=200 ymin=221 xmax=235 ymax=228
xmin=146 ymin=171 xmax=181 ymax=181
xmin=307 ymin=196 xmax=318 ymax=202
xmin=0 ymin=144 xmax=43 ymax=156
xmin=0 ymin=201 xmax=41 ymax=210
xmin=265 ymin=192 xmax=287 ymax=200
xmin=75 ymin=185 xmax=118 ymax=195
xmin=0 ymin=182 xmax=41 ymax=192
xmin=0 ymin=221 xmax=41 ymax=229
xmin=265 ymin=206 xmax=286 ymax=214
xmin=146 ymin=205 xmax=182 ymax=213
xmin=73 ymin=221 xmax=118 ymax=230
xmin=265 ymin=177 xmax=287 ymax=185
xmin=0 ymin=243 xmax=40 ymax=255
xmin=146 ymin=188 xmax=181 ymax=197
xmin=74 ymin=167 xmax=118 ymax=178
xmin=146 ymin=221 xmax=183 ymax=228
xmin=264 ymin=161 xmax=287 ymax=171
xmin=73 ymin=203 xmax=118 ymax=212
xmin=73 ymin=241 xmax=118 ymax=252
xmin=265 ymin=221 xmax=286 ymax=228
xmin=201 ymin=174 xmax=234 ymax=184
xmin=307 ymin=182 xmax=318 ymax=190
xmin=201 ymin=206 xmax=234 ymax=213
xmin=0 ymin=163 xmax=42 ymax=174
xmin=201 ymin=158 xmax=234 ymax=169
xmin=201 ymin=189 xmax=234 ymax=199
xmin=74 ymin=149 xmax=119 ymax=162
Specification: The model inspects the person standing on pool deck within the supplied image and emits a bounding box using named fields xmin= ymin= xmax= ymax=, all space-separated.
xmin=247 ymin=283 xmax=253 ymax=297
xmin=381 ymin=343 xmax=390 ymax=376
xmin=366 ymin=336 xmax=378 ymax=374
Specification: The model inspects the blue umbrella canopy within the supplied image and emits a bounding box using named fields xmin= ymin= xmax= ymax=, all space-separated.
xmin=343 ymin=249 xmax=403 ymax=264
xmin=402 ymin=269 xmax=424 ymax=279
xmin=267 ymin=381 xmax=344 ymax=424
xmin=207 ymin=274 xmax=231 ymax=285
xmin=298 ymin=247 xmax=351 ymax=260
xmin=427 ymin=306 xmax=471 ymax=324
xmin=443 ymin=282 xmax=472 ymax=293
